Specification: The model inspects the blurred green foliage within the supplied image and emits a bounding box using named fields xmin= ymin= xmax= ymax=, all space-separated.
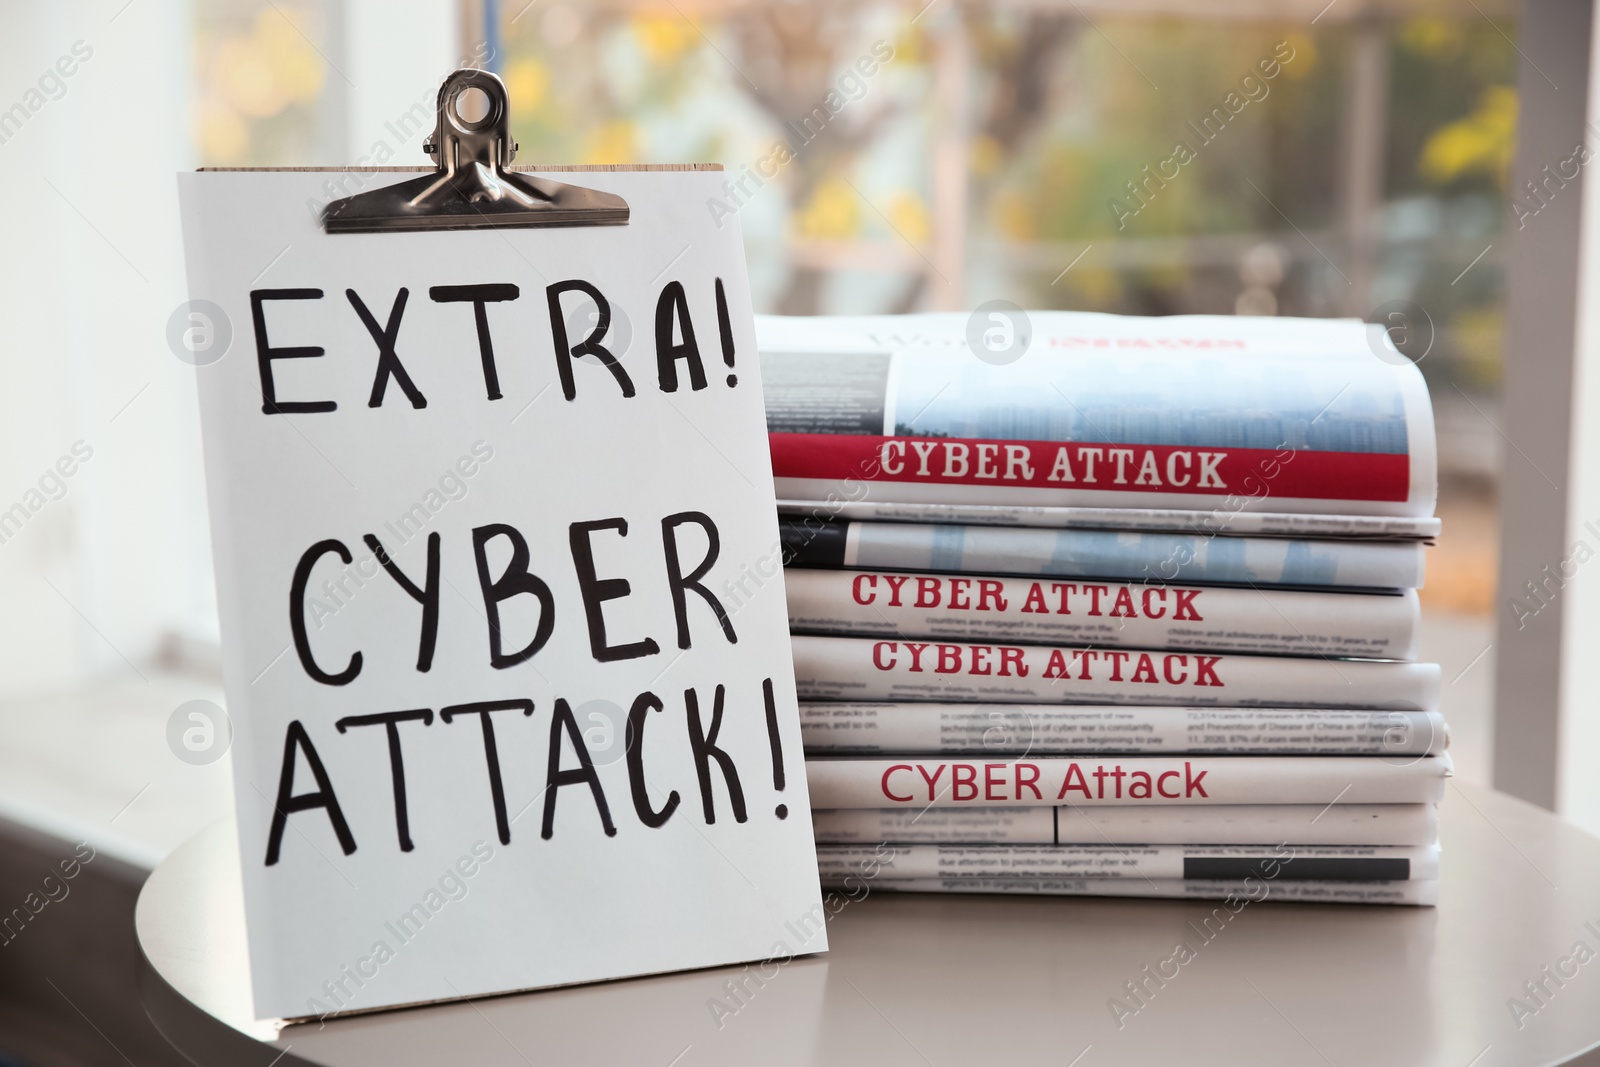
xmin=191 ymin=2 xmax=1517 ymax=394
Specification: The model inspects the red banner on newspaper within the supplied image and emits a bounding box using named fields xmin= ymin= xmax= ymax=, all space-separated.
xmin=769 ymin=433 xmax=1410 ymax=503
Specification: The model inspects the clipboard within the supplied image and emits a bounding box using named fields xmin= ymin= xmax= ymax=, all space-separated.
xmin=178 ymin=69 xmax=824 ymax=1022
xmin=321 ymin=68 xmax=630 ymax=232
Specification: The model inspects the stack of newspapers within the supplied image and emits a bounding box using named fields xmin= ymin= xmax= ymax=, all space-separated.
xmin=757 ymin=311 xmax=1448 ymax=907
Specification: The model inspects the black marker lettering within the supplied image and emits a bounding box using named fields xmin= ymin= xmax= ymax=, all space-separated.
xmin=626 ymin=691 xmax=679 ymax=828
xmin=349 ymin=288 xmax=426 ymax=409
xmin=265 ymin=720 xmax=356 ymax=865
xmin=290 ymin=539 xmax=361 ymax=685
xmin=251 ymin=288 xmax=335 ymax=414
xmin=472 ymin=523 xmax=556 ymax=668
xmin=715 ymin=277 xmax=737 ymax=387
xmin=543 ymin=698 xmax=617 ymax=839
xmin=440 ymin=700 xmax=534 ymax=845
xmin=429 ymin=283 xmax=519 ymax=400
xmin=336 ymin=709 xmax=433 ymax=852
xmin=685 ymin=684 xmax=747 ymax=824
xmin=762 ymin=678 xmax=787 ymax=819
xmin=546 ymin=280 xmax=635 ymax=400
xmin=363 ymin=533 xmax=440 ymax=672
xmin=654 ymin=280 xmax=707 ymax=392
xmin=569 ymin=518 xmax=660 ymax=663
xmin=661 ymin=512 xmax=736 ymax=648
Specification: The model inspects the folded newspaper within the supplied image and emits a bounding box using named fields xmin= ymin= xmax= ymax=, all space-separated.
xmin=810 ymin=803 xmax=1439 ymax=846
xmin=781 ymin=519 xmax=1428 ymax=589
xmin=798 ymin=704 xmax=1446 ymax=755
xmin=821 ymin=878 xmax=1439 ymax=906
xmin=806 ymin=754 xmax=1452 ymax=808
xmin=791 ymin=634 xmax=1441 ymax=709
xmin=816 ymin=843 xmax=1438 ymax=881
xmin=757 ymin=312 xmax=1438 ymax=538
xmin=786 ymin=569 xmax=1420 ymax=658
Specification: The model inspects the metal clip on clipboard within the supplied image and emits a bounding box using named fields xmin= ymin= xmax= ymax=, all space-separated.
xmin=322 ymin=68 xmax=629 ymax=233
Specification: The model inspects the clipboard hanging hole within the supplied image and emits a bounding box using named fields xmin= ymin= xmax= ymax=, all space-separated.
xmin=452 ymin=85 xmax=494 ymax=129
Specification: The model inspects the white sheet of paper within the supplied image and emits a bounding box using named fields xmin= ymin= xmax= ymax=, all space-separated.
xmin=178 ymin=168 xmax=825 ymax=1021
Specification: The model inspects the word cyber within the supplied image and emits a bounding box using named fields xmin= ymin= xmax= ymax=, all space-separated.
xmin=255 ymin=272 xmax=784 ymax=868
xmin=267 ymin=503 xmax=792 ymax=866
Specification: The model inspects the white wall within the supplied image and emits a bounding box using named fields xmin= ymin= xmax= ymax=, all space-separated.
xmin=0 ymin=0 xmax=460 ymax=701
xmin=342 ymin=0 xmax=462 ymax=165
xmin=0 ymin=1 xmax=202 ymax=697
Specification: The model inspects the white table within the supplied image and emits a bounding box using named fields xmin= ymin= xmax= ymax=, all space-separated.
xmin=137 ymin=782 xmax=1600 ymax=1066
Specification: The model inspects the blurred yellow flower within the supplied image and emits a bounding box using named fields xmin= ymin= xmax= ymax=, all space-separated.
xmin=1399 ymin=17 xmax=1465 ymax=59
xmin=889 ymin=29 xmax=922 ymax=65
xmin=254 ymin=7 xmax=304 ymax=55
xmin=207 ymin=8 xmax=324 ymax=124
xmin=796 ymin=178 xmax=859 ymax=239
xmin=1453 ymin=306 xmax=1504 ymax=388
xmin=255 ymin=7 xmax=324 ymax=104
xmin=215 ymin=36 xmax=283 ymax=118
xmin=633 ymin=15 xmax=698 ymax=63
xmin=1146 ymin=262 xmax=1188 ymax=293
xmin=888 ymin=190 xmax=930 ymax=243
xmin=1279 ymin=33 xmax=1315 ymax=79
xmin=275 ymin=45 xmax=324 ymax=105
xmin=585 ymin=120 xmax=635 ymax=164
xmin=1066 ymin=265 xmax=1121 ymax=304
xmin=993 ymin=190 xmax=1035 ymax=242
xmin=196 ymin=99 xmax=249 ymax=164
xmin=1419 ymin=85 xmax=1516 ymax=186
xmin=504 ymin=58 xmax=549 ymax=115
xmin=971 ymin=134 xmax=1002 ymax=177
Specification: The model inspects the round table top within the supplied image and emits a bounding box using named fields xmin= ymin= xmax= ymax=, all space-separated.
xmin=137 ymin=782 xmax=1600 ymax=1067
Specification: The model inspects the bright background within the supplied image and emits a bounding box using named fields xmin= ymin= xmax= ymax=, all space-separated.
xmin=0 ymin=0 xmax=1514 ymax=858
